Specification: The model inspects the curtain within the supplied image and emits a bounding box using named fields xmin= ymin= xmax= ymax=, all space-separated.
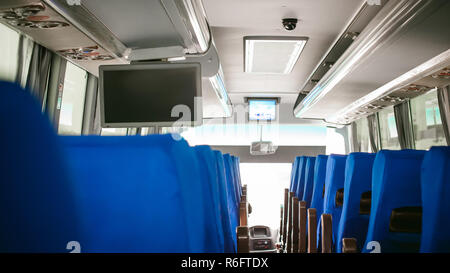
xmin=367 ymin=114 xmax=380 ymax=152
xmin=394 ymin=101 xmax=415 ymax=149
xmin=26 ymin=43 xmax=53 ymax=110
xmin=45 ymin=55 xmax=67 ymax=130
xmin=92 ymin=91 xmax=102 ymax=135
xmin=15 ymin=35 xmax=34 ymax=89
xmin=349 ymin=122 xmax=360 ymax=153
xmin=82 ymin=73 xmax=100 ymax=135
xmin=437 ymin=85 xmax=450 ymax=145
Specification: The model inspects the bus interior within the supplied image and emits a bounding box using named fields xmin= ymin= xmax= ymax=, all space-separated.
xmin=0 ymin=0 xmax=450 ymax=255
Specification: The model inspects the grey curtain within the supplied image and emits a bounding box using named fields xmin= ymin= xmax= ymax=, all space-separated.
xmin=437 ymin=85 xmax=450 ymax=145
xmin=349 ymin=122 xmax=360 ymax=153
xmin=82 ymin=73 xmax=100 ymax=135
xmin=15 ymin=35 xmax=34 ymax=89
xmin=46 ymin=55 xmax=67 ymax=130
xmin=26 ymin=43 xmax=53 ymax=110
xmin=367 ymin=114 xmax=380 ymax=152
xmin=394 ymin=101 xmax=415 ymax=149
xmin=92 ymin=91 xmax=102 ymax=135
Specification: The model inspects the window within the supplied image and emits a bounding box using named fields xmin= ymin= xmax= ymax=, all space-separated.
xmin=410 ymin=88 xmax=446 ymax=149
xmin=0 ymin=23 xmax=19 ymax=83
xmin=239 ymin=163 xmax=292 ymax=229
xmin=58 ymin=62 xmax=88 ymax=135
xmin=101 ymin=128 xmax=128 ymax=136
xmin=180 ymin=124 xmax=327 ymax=146
xmin=378 ymin=106 xmax=401 ymax=150
xmin=355 ymin=118 xmax=372 ymax=152
xmin=326 ymin=127 xmax=346 ymax=155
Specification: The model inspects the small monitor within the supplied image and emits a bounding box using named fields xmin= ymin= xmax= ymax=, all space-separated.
xmin=248 ymin=98 xmax=277 ymax=121
xmin=253 ymin=227 xmax=268 ymax=237
xmin=99 ymin=62 xmax=202 ymax=127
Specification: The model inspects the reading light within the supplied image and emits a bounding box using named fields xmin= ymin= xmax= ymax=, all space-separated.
xmin=244 ymin=36 xmax=308 ymax=74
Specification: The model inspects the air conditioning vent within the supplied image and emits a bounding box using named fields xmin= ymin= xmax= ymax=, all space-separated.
xmin=58 ymin=46 xmax=114 ymax=61
xmin=0 ymin=4 xmax=68 ymax=29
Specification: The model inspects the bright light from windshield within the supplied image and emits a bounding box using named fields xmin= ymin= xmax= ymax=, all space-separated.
xmin=240 ymin=163 xmax=292 ymax=230
xmin=180 ymin=124 xmax=327 ymax=146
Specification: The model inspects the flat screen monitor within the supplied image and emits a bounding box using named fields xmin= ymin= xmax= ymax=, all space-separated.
xmin=253 ymin=227 xmax=268 ymax=237
xmin=99 ymin=63 xmax=202 ymax=127
xmin=248 ymin=98 xmax=277 ymax=121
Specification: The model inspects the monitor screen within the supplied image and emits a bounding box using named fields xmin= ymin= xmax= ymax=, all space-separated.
xmin=99 ymin=63 xmax=202 ymax=127
xmin=248 ymin=99 xmax=277 ymax=121
xmin=253 ymin=227 xmax=268 ymax=237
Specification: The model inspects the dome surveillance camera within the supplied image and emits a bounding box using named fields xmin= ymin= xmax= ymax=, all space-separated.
xmin=282 ymin=18 xmax=298 ymax=31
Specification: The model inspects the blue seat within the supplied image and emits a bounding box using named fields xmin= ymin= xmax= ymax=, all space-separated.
xmin=336 ymin=153 xmax=376 ymax=253
xmin=223 ymin=154 xmax=239 ymax=227
xmin=0 ymin=81 xmax=80 ymax=252
xmin=310 ymin=155 xmax=329 ymax=220
xmin=420 ymin=146 xmax=450 ymax=253
xmin=289 ymin=157 xmax=300 ymax=192
xmin=302 ymin=157 xmax=316 ymax=207
xmin=213 ymin=151 xmax=236 ymax=253
xmin=363 ymin=150 xmax=425 ymax=253
xmin=295 ymin=156 xmax=307 ymax=199
xmin=232 ymin=156 xmax=243 ymax=198
xmin=317 ymin=154 xmax=347 ymax=250
xmin=194 ymin=145 xmax=226 ymax=252
xmin=61 ymin=135 xmax=211 ymax=253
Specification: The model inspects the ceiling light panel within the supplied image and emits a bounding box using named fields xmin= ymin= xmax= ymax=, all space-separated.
xmin=244 ymin=36 xmax=308 ymax=74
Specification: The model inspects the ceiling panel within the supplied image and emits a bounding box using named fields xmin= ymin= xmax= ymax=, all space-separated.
xmin=203 ymin=0 xmax=365 ymax=103
xmin=81 ymin=0 xmax=183 ymax=49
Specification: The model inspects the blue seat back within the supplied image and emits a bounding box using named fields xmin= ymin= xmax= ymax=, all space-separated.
xmin=0 ymin=81 xmax=80 ymax=252
xmin=310 ymin=155 xmax=329 ymax=218
xmin=302 ymin=157 xmax=316 ymax=207
xmin=295 ymin=156 xmax=307 ymax=199
xmin=61 ymin=135 xmax=210 ymax=253
xmin=223 ymin=154 xmax=239 ymax=225
xmin=194 ymin=145 xmax=226 ymax=252
xmin=321 ymin=154 xmax=347 ymax=247
xmin=213 ymin=151 xmax=236 ymax=253
xmin=289 ymin=157 xmax=300 ymax=192
xmin=336 ymin=153 xmax=376 ymax=253
xmin=420 ymin=146 xmax=450 ymax=253
xmin=232 ymin=156 xmax=243 ymax=197
xmin=363 ymin=150 xmax=425 ymax=253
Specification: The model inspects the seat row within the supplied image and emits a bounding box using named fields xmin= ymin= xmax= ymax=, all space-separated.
xmin=281 ymin=147 xmax=450 ymax=253
xmin=0 ymin=81 xmax=247 ymax=253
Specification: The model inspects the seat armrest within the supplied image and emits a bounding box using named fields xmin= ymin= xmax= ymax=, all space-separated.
xmin=237 ymin=226 xmax=250 ymax=253
xmin=307 ymin=208 xmax=317 ymax=253
xmin=342 ymin=238 xmax=358 ymax=253
xmin=321 ymin=214 xmax=333 ymax=253
xmin=298 ymin=201 xmax=307 ymax=253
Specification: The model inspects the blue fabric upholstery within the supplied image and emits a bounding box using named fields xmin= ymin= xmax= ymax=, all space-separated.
xmin=295 ymin=156 xmax=307 ymax=199
xmin=289 ymin=157 xmax=300 ymax=192
xmin=302 ymin=157 xmax=316 ymax=207
xmin=336 ymin=153 xmax=376 ymax=253
xmin=318 ymin=154 xmax=347 ymax=249
xmin=0 ymin=81 xmax=80 ymax=252
xmin=223 ymin=154 xmax=239 ymax=229
xmin=232 ymin=156 xmax=243 ymax=198
xmin=194 ymin=146 xmax=225 ymax=252
xmin=291 ymin=156 xmax=304 ymax=194
xmin=310 ymin=155 xmax=329 ymax=219
xmin=363 ymin=150 xmax=425 ymax=253
xmin=61 ymin=135 xmax=211 ymax=253
xmin=213 ymin=151 xmax=236 ymax=253
xmin=420 ymin=146 xmax=450 ymax=253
